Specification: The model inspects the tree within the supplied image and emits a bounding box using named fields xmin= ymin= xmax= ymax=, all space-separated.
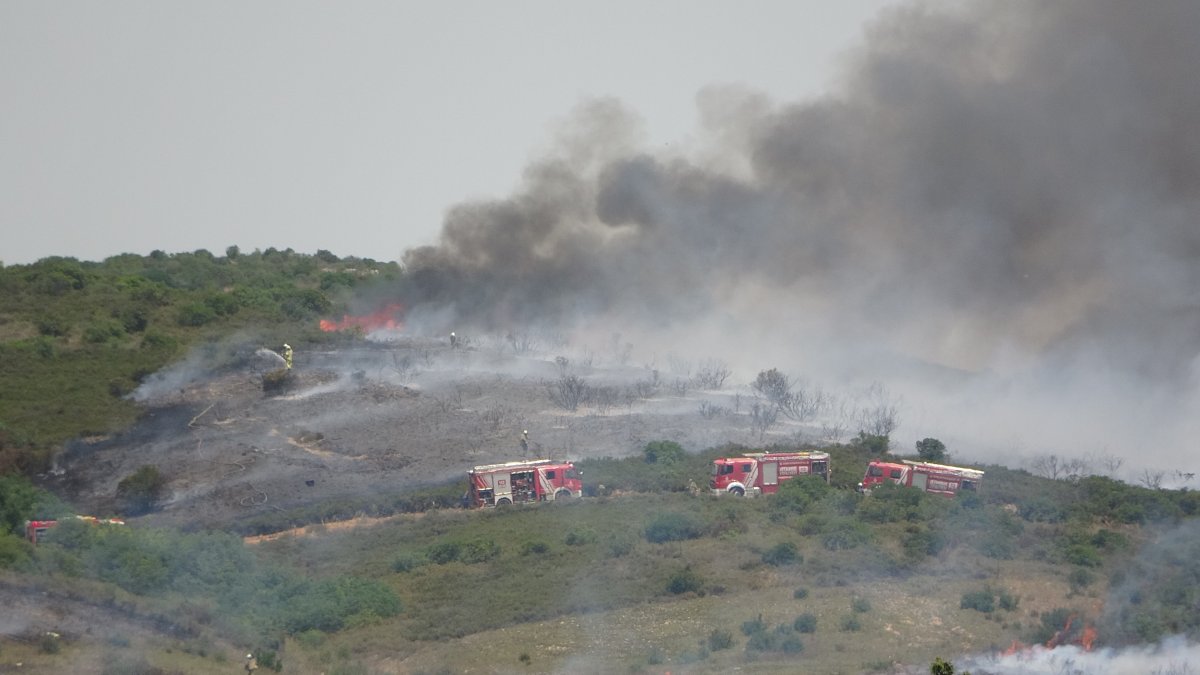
xmin=749 ymin=399 xmax=778 ymax=440
xmin=752 ymin=369 xmax=791 ymax=407
xmin=916 ymin=438 xmax=947 ymax=462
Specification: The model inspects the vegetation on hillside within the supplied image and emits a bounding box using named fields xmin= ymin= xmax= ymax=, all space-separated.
xmin=4 ymin=436 xmax=1200 ymax=671
xmin=0 ymin=249 xmax=401 ymax=472
xmin=4 ymin=248 xmax=1200 ymax=671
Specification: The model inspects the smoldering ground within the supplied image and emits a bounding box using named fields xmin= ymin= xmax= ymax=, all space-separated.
xmin=393 ymin=0 xmax=1200 ymax=475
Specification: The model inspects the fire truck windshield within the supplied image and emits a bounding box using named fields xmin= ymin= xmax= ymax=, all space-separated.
xmin=867 ymin=466 xmax=884 ymax=477
xmin=566 ymin=468 xmax=581 ymax=480
xmin=713 ymin=464 xmax=733 ymax=476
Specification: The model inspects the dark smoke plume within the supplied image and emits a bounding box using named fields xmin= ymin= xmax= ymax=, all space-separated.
xmin=400 ymin=0 xmax=1200 ymax=466
xmin=404 ymin=0 xmax=1200 ymax=380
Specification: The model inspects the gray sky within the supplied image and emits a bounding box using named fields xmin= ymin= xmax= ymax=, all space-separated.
xmin=0 ymin=0 xmax=895 ymax=265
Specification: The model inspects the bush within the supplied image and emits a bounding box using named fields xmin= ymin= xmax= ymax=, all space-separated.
xmin=1068 ymin=567 xmax=1095 ymax=591
xmin=698 ymin=628 xmax=731 ymax=652
xmin=391 ymin=554 xmax=425 ymax=572
xmin=741 ymin=615 xmax=766 ymax=636
xmin=460 ymin=539 xmax=501 ymax=564
xmin=793 ymin=613 xmax=817 ymax=633
xmin=666 ymin=567 xmax=703 ymax=595
xmin=643 ymin=440 xmax=685 ymax=464
xmin=998 ymin=589 xmax=1019 ymax=611
xmin=852 ymin=597 xmax=872 ymax=613
xmin=840 ymin=616 xmax=862 ymax=632
xmin=1062 ymin=543 xmax=1102 ymax=568
xmin=793 ymin=587 xmax=809 ymax=600
xmin=176 ymin=302 xmax=216 ymax=326
xmin=427 ymin=541 xmax=462 ymax=564
xmin=762 ymin=542 xmax=801 ymax=566
xmin=820 ymin=518 xmax=872 ymax=551
xmin=961 ymin=589 xmax=995 ymax=613
xmin=521 ymin=541 xmax=550 ymax=556
xmin=116 ymin=465 xmax=167 ymax=516
xmin=564 ymin=528 xmax=596 ymax=546
xmin=0 ymin=533 xmax=31 ymax=570
xmin=644 ymin=512 xmax=705 ymax=543
xmin=852 ymin=432 xmax=889 ymax=454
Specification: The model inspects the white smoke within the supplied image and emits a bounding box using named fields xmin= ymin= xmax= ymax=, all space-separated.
xmin=963 ymin=636 xmax=1200 ymax=675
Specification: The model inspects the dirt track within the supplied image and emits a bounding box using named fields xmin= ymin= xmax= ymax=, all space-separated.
xmin=45 ymin=340 xmax=771 ymax=532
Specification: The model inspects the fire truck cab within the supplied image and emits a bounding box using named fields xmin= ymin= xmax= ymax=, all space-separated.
xmin=859 ymin=459 xmax=983 ymax=497
xmin=710 ymin=451 xmax=830 ymax=496
xmin=467 ymin=459 xmax=582 ymax=507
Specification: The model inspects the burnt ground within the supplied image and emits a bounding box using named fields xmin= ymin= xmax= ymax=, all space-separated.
xmin=43 ymin=338 xmax=783 ymax=532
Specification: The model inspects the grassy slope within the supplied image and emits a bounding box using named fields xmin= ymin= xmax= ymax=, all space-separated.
xmin=250 ymin=487 xmax=1127 ymax=674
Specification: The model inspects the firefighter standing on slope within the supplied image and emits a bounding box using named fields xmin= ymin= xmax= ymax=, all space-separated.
xmin=282 ymin=343 xmax=293 ymax=369
xmin=245 ymin=653 xmax=258 ymax=672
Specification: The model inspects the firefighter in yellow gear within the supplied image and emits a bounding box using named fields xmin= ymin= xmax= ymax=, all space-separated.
xmin=282 ymin=343 xmax=293 ymax=369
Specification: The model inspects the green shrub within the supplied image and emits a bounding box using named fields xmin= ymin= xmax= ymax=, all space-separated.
xmin=1028 ymin=608 xmax=1072 ymax=644
xmin=643 ymin=440 xmax=685 ymax=464
xmin=961 ymin=589 xmax=995 ymax=613
xmin=644 ymin=512 xmax=704 ymax=543
xmin=775 ymin=475 xmax=833 ymax=514
xmin=852 ymin=597 xmax=872 ymax=613
xmin=793 ymin=613 xmax=817 ymax=633
xmin=902 ymin=524 xmax=944 ymax=560
xmin=521 ymin=541 xmax=550 ymax=556
xmin=116 ymin=465 xmax=167 ymax=516
xmin=607 ymin=537 xmax=634 ymax=558
xmin=176 ymin=302 xmax=216 ymax=326
xmin=666 ymin=567 xmax=702 ymax=595
xmin=1062 ymin=543 xmax=1102 ymax=568
xmin=392 ymin=554 xmax=425 ymax=572
xmin=852 ymin=432 xmax=889 ymax=454
xmin=427 ymin=541 xmax=462 ymax=564
xmin=38 ymin=632 xmax=62 ymax=654
xmin=820 ymin=518 xmax=872 ymax=551
xmin=762 ymin=542 xmax=800 ymax=566
xmin=0 ymin=533 xmax=32 ymax=570
xmin=915 ymin=438 xmax=947 ymax=462
xmin=564 ymin=528 xmax=596 ymax=546
xmin=998 ymin=589 xmax=1019 ymax=611
xmin=793 ymin=587 xmax=809 ymax=600
xmin=1068 ymin=567 xmax=1095 ymax=591
xmin=708 ymin=628 xmax=734 ymax=651
xmin=840 ymin=615 xmax=862 ymax=632
xmin=741 ymin=615 xmax=766 ymax=636
xmin=460 ymin=539 xmax=501 ymax=564
xmin=83 ymin=319 xmax=125 ymax=344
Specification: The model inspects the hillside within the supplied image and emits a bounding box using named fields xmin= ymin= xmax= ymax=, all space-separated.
xmin=2 ymin=251 xmax=1199 ymax=674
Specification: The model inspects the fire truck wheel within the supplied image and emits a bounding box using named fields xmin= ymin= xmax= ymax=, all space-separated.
xmin=496 ymin=497 xmax=512 ymax=507
xmin=730 ymin=486 xmax=745 ymax=497
xmin=554 ymin=489 xmax=572 ymax=500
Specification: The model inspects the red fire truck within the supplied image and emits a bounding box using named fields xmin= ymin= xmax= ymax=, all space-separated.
xmin=710 ymin=451 xmax=830 ymax=496
xmin=25 ymin=516 xmax=126 ymax=544
xmin=467 ymin=459 xmax=582 ymax=507
xmin=858 ymin=459 xmax=983 ymax=496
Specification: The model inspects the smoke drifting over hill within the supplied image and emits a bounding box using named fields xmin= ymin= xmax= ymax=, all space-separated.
xmin=400 ymin=0 xmax=1200 ymax=469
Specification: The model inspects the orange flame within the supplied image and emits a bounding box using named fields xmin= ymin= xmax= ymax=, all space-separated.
xmin=1045 ymin=615 xmax=1073 ymax=649
xmin=1002 ymin=639 xmax=1025 ymax=656
xmin=319 ymin=303 xmax=405 ymax=333
xmin=1080 ymin=625 xmax=1097 ymax=651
